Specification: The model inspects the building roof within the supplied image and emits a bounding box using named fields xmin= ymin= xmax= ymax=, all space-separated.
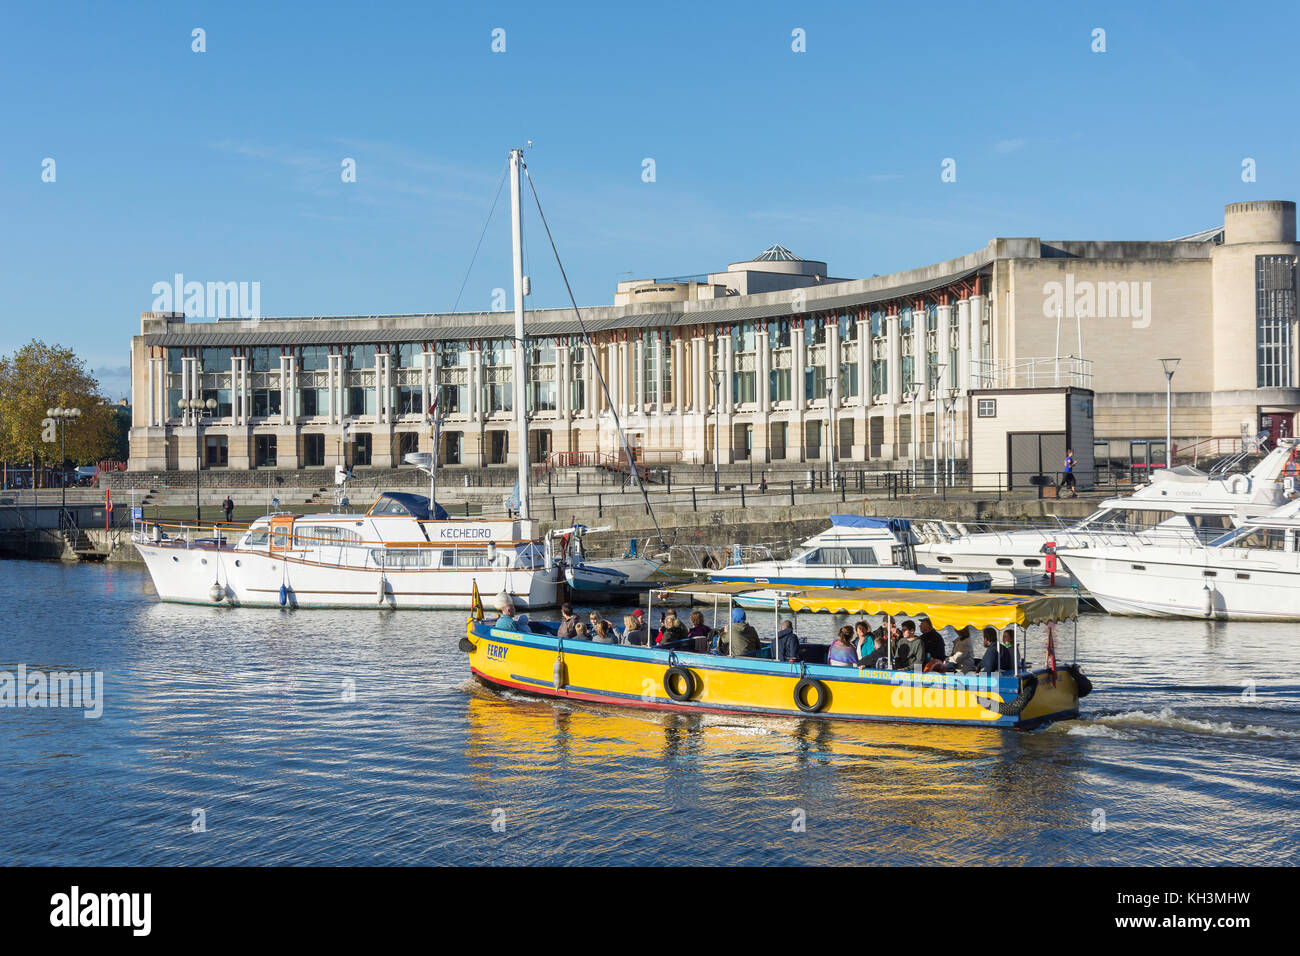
xmin=1167 ymin=225 xmax=1225 ymax=242
xmin=140 ymin=260 xmax=986 ymax=348
xmin=750 ymin=243 xmax=803 ymax=262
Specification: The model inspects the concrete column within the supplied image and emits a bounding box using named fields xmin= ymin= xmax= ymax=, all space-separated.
xmin=420 ymin=351 xmax=431 ymax=421
xmin=886 ymin=313 xmax=901 ymax=406
xmin=633 ymin=336 xmax=645 ymax=412
xmin=583 ymin=343 xmax=594 ymax=417
xmin=671 ymin=334 xmax=683 ymax=411
xmin=721 ymin=334 xmax=734 ymax=410
xmin=912 ymin=312 xmax=928 ymax=404
xmin=793 ymin=324 xmax=807 ymax=411
xmin=146 ymin=354 xmax=157 ymax=426
xmin=937 ymin=304 xmax=954 ymax=394
xmin=827 ymin=319 xmax=840 ymax=407
xmin=468 ymin=348 xmax=481 ymax=418
xmin=857 ymin=317 xmax=871 ymax=410
xmin=956 ymin=299 xmax=971 ymax=392
xmin=969 ymin=294 xmax=985 ymax=388
xmin=756 ymin=329 xmax=771 ymax=414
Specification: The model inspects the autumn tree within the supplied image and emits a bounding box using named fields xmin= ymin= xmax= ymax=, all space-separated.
xmin=0 ymin=340 xmax=119 ymax=486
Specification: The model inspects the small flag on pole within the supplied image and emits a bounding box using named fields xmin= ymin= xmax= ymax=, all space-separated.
xmin=471 ymin=578 xmax=484 ymax=621
xmin=1045 ymin=620 xmax=1058 ymax=686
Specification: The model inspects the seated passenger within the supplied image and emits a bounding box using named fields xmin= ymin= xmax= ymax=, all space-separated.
xmin=858 ymin=636 xmax=893 ymax=670
xmin=556 ymin=603 xmax=579 ymax=639
xmin=685 ymin=610 xmax=710 ymax=640
xmin=723 ymin=608 xmax=761 ymax=657
xmin=827 ymin=625 xmax=859 ymax=666
xmin=657 ymin=610 xmax=688 ymax=646
xmin=623 ymin=614 xmax=648 ymax=646
xmin=1000 ymin=629 xmax=1017 ymax=671
xmin=573 ymin=621 xmax=591 ymax=641
xmin=593 ymin=620 xmax=618 ymax=644
xmin=918 ymin=617 xmax=946 ymax=664
xmin=588 ymin=610 xmax=614 ymax=635
xmin=494 ymin=597 xmax=519 ymax=631
xmin=892 ymin=620 xmax=926 ymax=671
xmin=947 ymin=625 xmax=976 ymax=673
xmin=977 ymin=627 xmax=1012 ymax=673
xmin=776 ymin=619 xmax=800 ymax=661
xmin=853 ymin=620 xmax=875 ymax=658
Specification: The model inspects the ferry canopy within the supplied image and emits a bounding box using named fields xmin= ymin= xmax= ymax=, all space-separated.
xmin=786 ymin=589 xmax=1078 ymax=630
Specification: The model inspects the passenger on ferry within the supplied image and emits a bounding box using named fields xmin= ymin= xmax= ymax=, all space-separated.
xmin=854 ymin=620 xmax=875 ymax=657
xmin=892 ymin=620 xmax=926 ymax=671
xmin=623 ymin=614 xmax=648 ymax=646
xmin=946 ymin=626 xmax=976 ymax=673
xmin=657 ymin=610 xmax=688 ymax=646
xmin=593 ymin=620 xmax=618 ymax=644
xmin=977 ymin=627 xmax=1013 ymax=673
xmin=557 ymin=604 xmax=579 ymax=639
xmin=827 ymin=625 xmax=859 ymax=666
xmin=685 ymin=610 xmax=711 ymax=641
xmin=776 ymin=619 xmax=800 ymax=661
xmin=573 ymin=621 xmax=591 ymax=640
xmin=494 ymin=597 xmax=519 ymax=631
xmin=918 ymin=617 xmax=946 ymax=664
xmin=722 ymin=608 xmax=761 ymax=657
xmin=588 ymin=610 xmax=614 ymax=634
xmin=858 ymin=635 xmax=893 ymax=670
xmin=1000 ymin=629 xmax=1019 ymax=670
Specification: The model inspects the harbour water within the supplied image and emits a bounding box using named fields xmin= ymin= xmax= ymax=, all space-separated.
xmin=3 ymin=559 xmax=1297 ymax=866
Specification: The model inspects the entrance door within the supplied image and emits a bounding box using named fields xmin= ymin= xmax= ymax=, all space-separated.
xmin=1007 ymin=432 xmax=1066 ymax=490
xmin=269 ymin=515 xmax=295 ymax=552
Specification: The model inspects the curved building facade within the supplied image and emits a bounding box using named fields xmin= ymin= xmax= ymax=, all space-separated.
xmin=128 ymin=202 xmax=1299 ymax=474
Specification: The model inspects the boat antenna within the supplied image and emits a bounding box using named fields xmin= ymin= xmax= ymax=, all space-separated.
xmin=522 ymin=164 xmax=664 ymax=542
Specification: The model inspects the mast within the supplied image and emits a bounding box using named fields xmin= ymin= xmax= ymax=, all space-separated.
xmin=510 ymin=147 xmax=531 ymax=521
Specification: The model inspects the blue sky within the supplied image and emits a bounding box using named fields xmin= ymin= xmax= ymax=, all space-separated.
xmin=3 ymin=0 xmax=1298 ymax=400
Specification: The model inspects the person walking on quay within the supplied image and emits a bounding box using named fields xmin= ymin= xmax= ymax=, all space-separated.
xmin=1057 ymin=448 xmax=1076 ymax=498
xmin=222 ymin=495 xmax=235 ymax=523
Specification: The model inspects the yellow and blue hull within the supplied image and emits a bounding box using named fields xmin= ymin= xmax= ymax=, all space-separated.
xmin=462 ymin=620 xmax=1080 ymax=729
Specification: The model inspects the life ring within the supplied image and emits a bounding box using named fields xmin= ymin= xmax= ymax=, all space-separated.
xmin=1067 ymin=664 xmax=1093 ymax=697
xmin=663 ymin=666 xmax=697 ymax=702
xmin=1227 ymin=474 xmax=1249 ymax=494
xmin=794 ymin=677 xmax=829 ymax=714
xmin=977 ymin=673 xmax=1039 ymax=716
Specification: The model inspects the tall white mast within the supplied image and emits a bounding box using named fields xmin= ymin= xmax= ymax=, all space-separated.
xmin=509 ymin=147 xmax=531 ymax=521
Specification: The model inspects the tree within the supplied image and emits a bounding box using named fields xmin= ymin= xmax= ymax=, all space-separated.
xmin=0 ymin=340 xmax=119 ymax=485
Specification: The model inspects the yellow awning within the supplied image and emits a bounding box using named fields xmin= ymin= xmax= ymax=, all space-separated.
xmin=786 ymin=589 xmax=1078 ymax=630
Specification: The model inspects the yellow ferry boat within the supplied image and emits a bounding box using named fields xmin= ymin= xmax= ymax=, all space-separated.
xmin=460 ymin=586 xmax=1092 ymax=729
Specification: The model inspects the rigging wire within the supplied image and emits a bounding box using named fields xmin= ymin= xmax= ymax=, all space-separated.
xmin=450 ymin=159 xmax=510 ymax=315
xmin=522 ymin=161 xmax=666 ymax=543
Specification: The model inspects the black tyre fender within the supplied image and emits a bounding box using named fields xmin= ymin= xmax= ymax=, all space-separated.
xmin=793 ymin=677 xmax=830 ymax=714
xmin=1067 ymin=664 xmax=1093 ymax=697
xmin=977 ymin=673 xmax=1038 ymax=716
xmin=458 ymin=637 xmax=476 ymax=653
xmin=663 ymin=666 xmax=697 ymax=702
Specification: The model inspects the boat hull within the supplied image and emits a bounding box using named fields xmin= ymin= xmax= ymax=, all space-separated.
xmin=135 ymin=541 xmax=561 ymax=610
xmin=464 ymin=620 xmax=1079 ymax=729
xmin=1059 ymin=547 xmax=1300 ymax=621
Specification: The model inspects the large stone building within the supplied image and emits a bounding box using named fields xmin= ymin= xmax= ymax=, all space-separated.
xmin=129 ymin=201 xmax=1298 ymax=478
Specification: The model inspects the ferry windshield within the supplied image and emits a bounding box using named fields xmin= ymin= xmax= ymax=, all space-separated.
xmin=795 ymin=546 xmax=880 ymax=566
xmin=1210 ymin=526 xmax=1289 ymax=550
xmin=1076 ymin=508 xmax=1175 ymax=533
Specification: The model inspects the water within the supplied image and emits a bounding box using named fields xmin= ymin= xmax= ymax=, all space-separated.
xmin=3 ymin=560 xmax=1297 ymax=865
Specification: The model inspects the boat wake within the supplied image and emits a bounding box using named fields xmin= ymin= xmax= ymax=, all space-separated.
xmin=1066 ymin=706 xmax=1300 ymax=739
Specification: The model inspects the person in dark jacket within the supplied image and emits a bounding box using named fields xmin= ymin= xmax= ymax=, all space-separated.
xmin=977 ymin=627 xmax=1013 ymax=673
xmin=722 ymin=608 xmax=761 ymax=657
xmin=556 ymin=603 xmax=578 ymax=639
xmin=776 ymin=619 xmax=800 ymax=661
xmin=622 ymin=614 xmax=648 ymax=646
xmin=918 ymin=617 xmax=946 ymax=664
xmin=222 ymin=496 xmax=235 ymax=523
xmin=657 ymin=610 xmax=688 ymax=646
xmin=893 ymin=620 xmax=926 ymax=671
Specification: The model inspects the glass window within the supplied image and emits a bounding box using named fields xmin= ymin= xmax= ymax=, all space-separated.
xmin=769 ymin=369 xmax=791 ymax=403
xmin=249 ymin=348 xmax=273 ymax=372
xmin=299 ymin=346 xmax=330 ymax=371
xmin=439 ymin=384 xmax=465 ymax=414
xmin=293 ymin=525 xmax=363 ymax=548
xmin=200 ymin=348 xmax=233 ymax=370
xmin=733 ymin=370 xmax=756 ymax=404
xmin=166 ymin=349 xmax=184 ymax=374
xmin=1257 ymin=255 xmax=1295 ymax=387
xmin=252 ymin=389 xmax=281 ymax=417
xmin=977 ymin=399 xmax=997 ymax=417
xmin=393 ymin=386 xmax=423 ymax=415
xmin=202 ymin=389 xmax=233 ymax=418
xmin=439 ymin=341 xmax=468 ymax=367
xmin=770 ymin=320 xmax=791 ymax=349
xmin=372 ymin=548 xmax=432 ymax=568
xmin=530 ymin=382 xmax=557 ymax=412
xmin=805 ymin=365 xmax=826 ymax=401
xmin=299 ymin=388 xmax=327 ymax=417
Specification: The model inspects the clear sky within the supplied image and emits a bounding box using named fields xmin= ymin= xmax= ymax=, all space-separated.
xmin=3 ymin=0 xmax=1298 ymax=400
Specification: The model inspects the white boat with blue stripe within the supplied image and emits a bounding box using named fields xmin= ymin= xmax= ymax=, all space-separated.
xmin=709 ymin=515 xmax=992 ymax=593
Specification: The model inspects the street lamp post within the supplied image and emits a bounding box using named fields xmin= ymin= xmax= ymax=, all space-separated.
xmin=1160 ymin=358 xmax=1180 ymax=469
xmin=825 ymin=384 xmax=836 ymax=493
xmin=178 ymin=397 xmax=217 ymax=522
xmin=45 ymin=406 xmax=81 ymax=523
xmin=709 ymin=368 xmax=722 ymax=494
xmin=908 ymin=389 xmax=919 ymax=490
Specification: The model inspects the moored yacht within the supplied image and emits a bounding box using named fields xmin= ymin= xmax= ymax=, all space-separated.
xmin=911 ymin=438 xmax=1299 ymax=588
xmin=134 ymin=492 xmax=562 ymax=610
xmin=1056 ymin=496 xmax=1300 ymax=620
xmin=708 ymin=515 xmax=993 ymax=592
